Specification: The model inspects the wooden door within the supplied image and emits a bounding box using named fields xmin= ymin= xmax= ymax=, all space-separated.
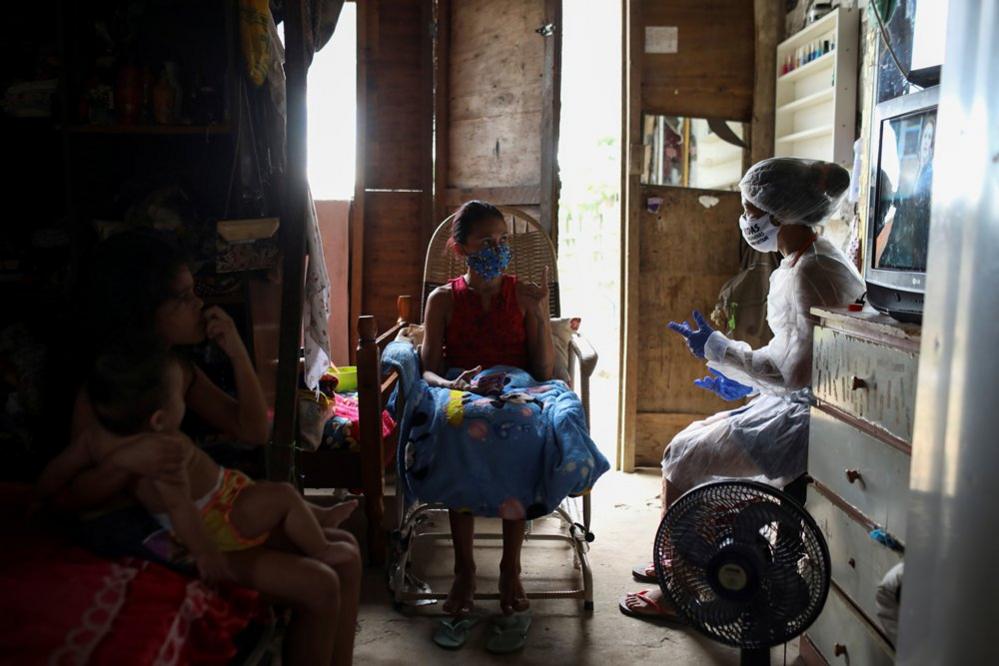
xmin=632 ymin=186 xmax=744 ymax=466
xmin=620 ymin=0 xmax=763 ymax=469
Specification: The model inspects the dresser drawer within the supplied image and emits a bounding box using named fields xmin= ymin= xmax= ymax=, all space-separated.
xmin=808 ymin=408 xmax=911 ymax=537
xmin=812 ymin=326 xmax=918 ymax=443
xmin=807 ymin=488 xmax=903 ymax=630
xmin=807 ymin=584 xmax=895 ymax=666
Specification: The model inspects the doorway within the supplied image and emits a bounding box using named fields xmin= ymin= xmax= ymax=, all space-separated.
xmin=557 ymin=2 xmax=622 ymax=467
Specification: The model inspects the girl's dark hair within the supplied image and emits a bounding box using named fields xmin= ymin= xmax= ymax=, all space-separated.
xmin=447 ymin=200 xmax=504 ymax=254
xmin=82 ymin=229 xmax=190 ymax=347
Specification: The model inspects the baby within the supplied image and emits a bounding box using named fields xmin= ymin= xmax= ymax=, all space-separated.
xmin=38 ymin=344 xmax=356 ymax=584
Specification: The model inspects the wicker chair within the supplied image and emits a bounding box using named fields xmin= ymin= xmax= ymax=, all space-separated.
xmin=421 ymin=206 xmax=561 ymax=320
xmin=389 ymin=206 xmax=599 ymax=612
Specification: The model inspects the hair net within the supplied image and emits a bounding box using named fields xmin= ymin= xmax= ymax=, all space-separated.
xmin=739 ymin=158 xmax=851 ymax=225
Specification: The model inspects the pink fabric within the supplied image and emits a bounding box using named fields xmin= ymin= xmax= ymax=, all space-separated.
xmin=0 ymin=484 xmax=263 ymax=666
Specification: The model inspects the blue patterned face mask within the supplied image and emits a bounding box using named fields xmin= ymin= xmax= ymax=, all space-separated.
xmin=466 ymin=242 xmax=512 ymax=279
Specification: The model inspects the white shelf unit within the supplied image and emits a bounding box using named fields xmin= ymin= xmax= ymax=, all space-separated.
xmin=774 ymin=7 xmax=859 ymax=167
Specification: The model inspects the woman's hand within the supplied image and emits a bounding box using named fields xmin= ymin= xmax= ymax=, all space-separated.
xmin=519 ymin=266 xmax=551 ymax=313
xmin=448 ymin=366 xmax=482 ymax=392
xmin=204 ymin=306 xmax=249 ymax=360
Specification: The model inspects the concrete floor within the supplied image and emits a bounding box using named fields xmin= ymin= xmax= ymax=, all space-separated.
xmin=350 ymin=470 xmax=803 ymax=666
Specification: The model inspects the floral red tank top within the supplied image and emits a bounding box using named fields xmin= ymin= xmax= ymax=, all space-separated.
xmin=444 ymin=275 xmax=529 ymax=371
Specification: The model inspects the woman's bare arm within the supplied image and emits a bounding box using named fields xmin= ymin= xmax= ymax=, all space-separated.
xmin=421 ymin=288 xmax=461 ymax=389
xmin=185 ymin=306 xmax=270 ymax=446
xmin=518 ymin=270 xmax=555 ymax=381
xmin=186 ymin=364 xmax=269 ymax=445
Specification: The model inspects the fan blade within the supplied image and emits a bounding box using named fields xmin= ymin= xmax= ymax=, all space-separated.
xmin=670 ymin=520 xmax=715 ymax=569
xmin=748 ymin=564 xmax=812 ymax=629
xmin=695 ymin=596 xmax=745 ymax=627
xmin=732 ymin=501 xmax=798 ymax=544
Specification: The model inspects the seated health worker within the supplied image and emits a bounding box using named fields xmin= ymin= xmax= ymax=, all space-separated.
xmin=621 ymin=158 xmax=866 ymax=622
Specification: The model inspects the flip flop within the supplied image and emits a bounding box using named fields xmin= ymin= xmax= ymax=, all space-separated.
xmin=631 ymin=561 xmax=658 ymax=583
xmin=618 ymin=590 xmax=684 ymax=624
xmin=485 ymin=612 xmax=532 ymax=655
xmin=432 ymin=616 xmax=481 ymax=650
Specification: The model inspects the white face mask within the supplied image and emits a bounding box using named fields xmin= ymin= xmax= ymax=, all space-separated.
xmin=739 ymin=213 xmax=780 ymax=253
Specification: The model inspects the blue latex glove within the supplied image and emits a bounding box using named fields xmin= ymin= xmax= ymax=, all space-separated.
xmin=667 ymin=309 xmax=714 ymax=359
xmin=694 ymin=369 xmax=754 ymax=401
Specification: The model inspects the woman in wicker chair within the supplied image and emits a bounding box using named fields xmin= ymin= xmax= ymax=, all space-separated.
xmin=421 ymin=200 xmax=559 ymax=616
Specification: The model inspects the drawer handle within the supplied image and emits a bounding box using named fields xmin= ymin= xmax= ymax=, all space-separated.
xmin=845 ymin=468 xmax=863 ymax=484
xmin=851 ymin=376 xmax=868 ymax=390
xmin=834 ymin=643 xmax=848 ymax=657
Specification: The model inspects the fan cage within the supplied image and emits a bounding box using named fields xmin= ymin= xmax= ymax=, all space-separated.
xmin=654 ymin=480 xmax=831 ymax=649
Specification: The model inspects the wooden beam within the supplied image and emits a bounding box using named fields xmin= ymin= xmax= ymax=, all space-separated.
xmin=540 ymin=0 xmax=562 ymax=241
xmin=433 ymin=0 xmax=451 ymax=226
xmin=271 ymin=0 xmax=309 ymax=481
xmin=356 ymin=314 xmax=386 ymax=564
xmin=619 ymin=0 xmax=643 ymax=473
xmin=443 ymin=185 xmax=542 ymax=209
xmin=751 ymin=0 xmax=784 ymax=165
xmin=349 ymin=0 xmax=371 ymax=361
xmin=420 ymin=0 xmax=435 ymax=250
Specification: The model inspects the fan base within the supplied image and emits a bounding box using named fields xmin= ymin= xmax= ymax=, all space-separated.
xmin=741 ymin=647 xmax=770 ymax=666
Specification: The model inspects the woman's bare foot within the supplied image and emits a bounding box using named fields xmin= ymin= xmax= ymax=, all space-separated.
xmin=618 ymin=587 xmax=681 ymax=622
xmin=443 ymin=568 xmax=476 ymax=616
xmin=499 ymin=565 xmax=530 ymax=615
xmin=312 ymin=499 xmax=358 ymax=530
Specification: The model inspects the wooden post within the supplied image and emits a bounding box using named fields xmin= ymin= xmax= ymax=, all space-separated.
xmin=420 ymin=0 xmax=435 ymax=250
xmin=751 ymin=0 xmax=784 ymax=165
xmin=540 ymin=0 xmax=562 ymax=241
xmin=397 ymin=294 xmax=413 ymax=325
xmin=618 ymin=0 xmax=642 ymax=473
xmin=356 ymin=315 xmax=386 ymax=564
xmin=270 ymin=0 xmax=309 ymax=481
xmin=433 ymin=0 xmax=451 ymax=226
xmin=349 ymin=0 xmax=371 ymax=361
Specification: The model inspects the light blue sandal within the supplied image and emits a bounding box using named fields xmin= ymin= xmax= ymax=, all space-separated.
xmin=433 ymin=616 xmax=481 ymax=650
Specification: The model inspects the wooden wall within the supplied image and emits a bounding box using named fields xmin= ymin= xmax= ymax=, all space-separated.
xmin=352 ymin=0 xmax=433 ymax=338
xmin=437 ymin=0 xmax=559 ymax=234
xmin=448 ymin=0 xmax=544 ymax=190
xmin=315 ymin=200 xmax=351 ymax=365
xmin=641 ymin=0 xmax=755 ymax=119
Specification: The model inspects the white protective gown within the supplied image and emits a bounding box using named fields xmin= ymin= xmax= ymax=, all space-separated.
xmin=662 ymin=236 xmax=865 ymax=494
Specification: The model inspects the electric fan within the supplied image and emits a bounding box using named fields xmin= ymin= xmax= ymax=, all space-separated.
xmin=654 ymin=480 xmax=830 ymax=666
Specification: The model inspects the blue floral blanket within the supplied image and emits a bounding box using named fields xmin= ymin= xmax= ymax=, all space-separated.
xmin=382 ymin=341 xmax=609 ymax=518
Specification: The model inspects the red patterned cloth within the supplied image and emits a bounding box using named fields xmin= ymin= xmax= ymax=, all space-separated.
xmin=444 ymin=275 xmax=528 ymax=371
xmin=0 ymin=484 xmax=264 ymax=666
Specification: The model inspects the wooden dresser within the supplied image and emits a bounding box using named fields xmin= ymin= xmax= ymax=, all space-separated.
xmin=800 ymin=307 xmax=920 ymax=666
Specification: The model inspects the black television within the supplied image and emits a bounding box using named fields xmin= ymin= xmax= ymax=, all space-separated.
xmin=865 ymin=85 xmax=939 ymax=323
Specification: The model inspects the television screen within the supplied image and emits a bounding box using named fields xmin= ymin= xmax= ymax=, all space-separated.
xmin=872 ymin=108 xmax=936 ymax=272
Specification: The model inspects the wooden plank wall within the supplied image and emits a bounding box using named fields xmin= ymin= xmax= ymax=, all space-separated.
xmin=442 ymin=0 xmax=557 ymax=230
xmin=353 ymin=0 xmax=433 ymax=337
xmin=622 ymin=0 xmax=758 ymax=467
xmin=641 ymin=0 xmax=755 ymax=119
